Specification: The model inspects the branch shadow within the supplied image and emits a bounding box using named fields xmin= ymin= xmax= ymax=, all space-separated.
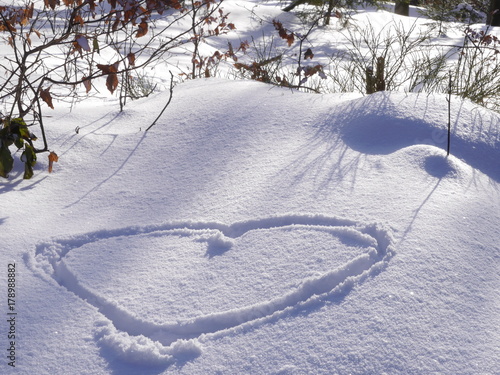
xmin=401 ymin=177 xmax=442 ymax=241
xmin=0 ymin=111 xmax=124 ymax=194
xmin=274 ymin=112 xmax=365 ymax=194
xmin=56 ymin=111 xmax=123 ymax=158
xmin=0 ymin=162 xmax=49 ymax=194
xmin=65 ymin=131 xmax=147 ymax=208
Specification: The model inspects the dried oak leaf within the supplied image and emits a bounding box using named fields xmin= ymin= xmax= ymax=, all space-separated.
xmin=304 ymin=48 xmax=314 ymax=60
xmin=97 ymin=62 xmax=119 ymax=93
xmin=44 ymin=0 xmax=59 ymax=10
xmin=273 ymin=20 xmax=294 ymax=46
xmin=82 ymin=76 xmax=91 ymax=93
xmin=48 ymin=151 xmax=58 ymax=173
xmin=40 ymin=87 xmax=54 ymax=109
xmin=97 ymin=61 xmax=119 ymax=75
xmin=127 ymin=52 xmax=136 ymax=66
xmin=136 ymin=19 xmax=148 ymax=38
xmin=106 ymin=74 xmax=118 ymax=94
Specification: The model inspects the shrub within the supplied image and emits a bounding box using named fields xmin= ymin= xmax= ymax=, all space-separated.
xmin=0 ymin=0 xmax=231 ymax=178
xmin=452 ymin=26 xmax=500 ymax=110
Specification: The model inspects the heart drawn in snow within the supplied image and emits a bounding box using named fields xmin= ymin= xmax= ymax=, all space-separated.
xmin=30 ymin=214 xmax=395 ymax=366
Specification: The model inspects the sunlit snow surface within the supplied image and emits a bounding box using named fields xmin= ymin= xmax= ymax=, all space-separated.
xmin=15 ymin=77 xmax=498 ymax=375
xmin=0 ymin=1 xmax=499 ymax=374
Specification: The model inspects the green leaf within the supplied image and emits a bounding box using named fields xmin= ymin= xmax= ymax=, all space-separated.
xmin=10 ymin=118 xmax=27 ymax=134
xmin=11 ymin=118 xmax=27 ymax=127
xmin=24 ymin=161 xmax=34 ymax=179
xmin=0 ymin=122 xmax=14 ymax=147
xmin=21 ymin=144 xmax=36 ymax=179
xmin=0 ymin=142 xmax=14 ymax=178
xmin=93 ymin=38 xmax=100 ymax=54
xmin=14 ymin=137 xmax=24 ymax=149
xmin=16 ymin=125 xmax=30 ymax=139
xmin=22 ymin=144 xmax=36 ymax=166
xmin=2 ymin=137 xmax=14 ymax=148
xmin=0 ymin=126 xmax=9 ymax=138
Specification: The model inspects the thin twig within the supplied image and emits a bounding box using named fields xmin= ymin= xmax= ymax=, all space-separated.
xmin=446 ymin=73 xmax=452 ymax=156
xmin=145 ymin=71 xmax=174 ymax=132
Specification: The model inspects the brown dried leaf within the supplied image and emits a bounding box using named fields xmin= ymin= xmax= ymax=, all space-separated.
xmin=48 ymin=151 xmax=58 ymax=173
xmin=1 ymin=21 xmax=16 ymax=33
xmin=127 ymin=52 xmax=136 ymax=66
xmin=106 ymin=73 xmax=118 ymax=94
xmin=74 ymin=14 xmax=84 ymax=26
xmin=304 ymin=48 xmax=314 ymax=60
xmin=72 ymin=40 xmax=82 ymax=56
xmin=97 ymin=61 xmax=119 ymax=74
xmin=97 ymin=62 xmax=119 ymax=93
xmin=45 ymin=0 xmax=59 ymax=10
xmin=136 ymin=20 xmax=148 ymax=38
xmin=273 ymin=20 xmax=294 ymax=47
xmin=112 ymin=16 xmax=121 ymax=32
xmin=87 ymin=0 xmax=96 ymax=12
xmin=21 ymin=15 xmax=29 ymax=26
xmin=27 ymin=3 xmax=34 ymax=19
xmin=82 ymin=76 xmax=91 ymax=93
xmin=168 ymin=0 xmax=182 ymax=10
xmin=40 ymin=87 xmax=54 ymax=109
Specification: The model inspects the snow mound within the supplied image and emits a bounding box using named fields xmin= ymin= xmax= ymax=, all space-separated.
xmin=326 ymin=91 xmax=500 ymax=181
xmin=95 ymin=320 xmax=202 ymax=367
xmin=399 ymin=145 xmax=471 ymax=179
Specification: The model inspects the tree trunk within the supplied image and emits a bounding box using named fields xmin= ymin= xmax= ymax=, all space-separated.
xmin=325 ymin=0 xmax=335 ymax=26
xmin=365 ymin=56 xmax=385 ymax=94
xmin=394 ymin=1 xmax=409 ymax=16
xmin=487 ymin=0 xmax=500 ymax=26
xmin=283 ymin=0 xmax=307 ymax=12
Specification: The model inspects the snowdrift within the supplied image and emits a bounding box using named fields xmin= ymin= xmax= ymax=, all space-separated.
xmin=0 ymin=77 xmax=496 ymax=374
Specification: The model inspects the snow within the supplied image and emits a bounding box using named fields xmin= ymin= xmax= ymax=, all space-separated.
xmin=1 ymin=1 xmax=500 ymax=374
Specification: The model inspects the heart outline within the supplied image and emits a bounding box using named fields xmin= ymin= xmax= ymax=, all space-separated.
xmin=28 ymin=214 xmax=395 ymax=365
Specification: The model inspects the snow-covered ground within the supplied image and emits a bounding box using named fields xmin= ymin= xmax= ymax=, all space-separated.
xmin=1 ymin=1 xmax=499 ymax=374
